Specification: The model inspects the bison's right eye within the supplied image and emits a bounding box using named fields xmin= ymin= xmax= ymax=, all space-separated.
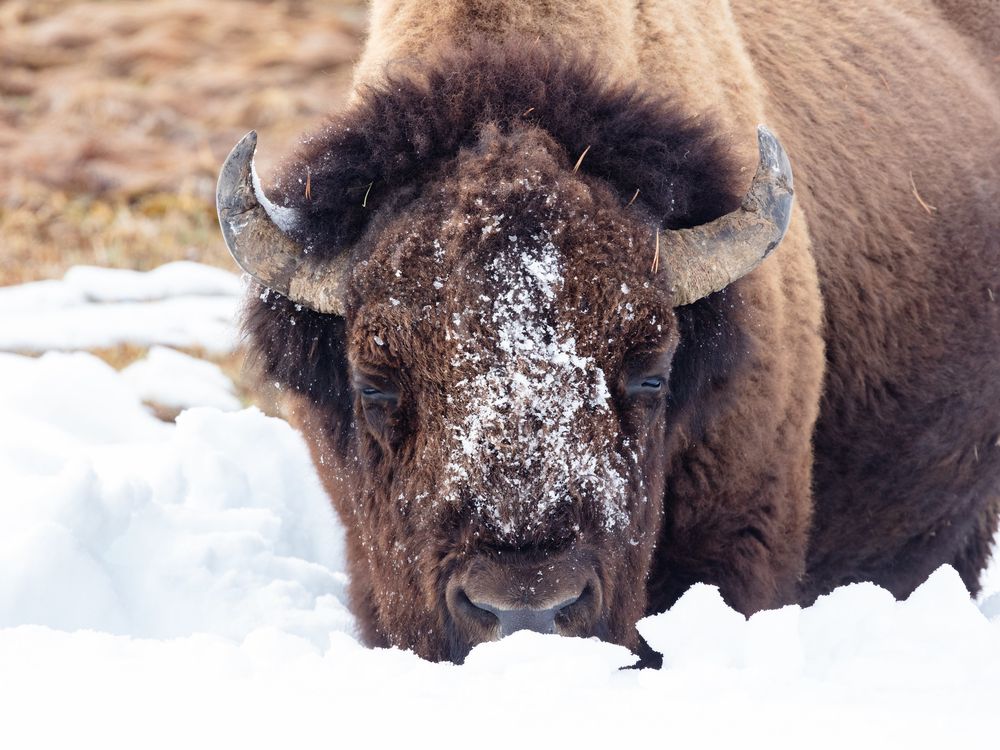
xmin=354 ymin=376 xmax=403 ymax=447
xmin=352 ymin=369 xmax=400 ymax=405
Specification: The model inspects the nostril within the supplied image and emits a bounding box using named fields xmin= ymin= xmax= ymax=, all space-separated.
xmin=556 ymin=589 xmax=587 ymax=618
xmin=554 ymin=590 xmax=582 ymax=618
xmin=555 ymin=583 xmax=598 ymax=631
xmin=451 ymin=588 xmax=500 ymax=631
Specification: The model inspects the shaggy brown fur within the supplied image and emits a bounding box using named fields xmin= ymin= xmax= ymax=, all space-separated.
xmin=242 ymin=1 xmax=1000 ymax=663
xmin=733 ymin=1 xmax=1000 ymax=598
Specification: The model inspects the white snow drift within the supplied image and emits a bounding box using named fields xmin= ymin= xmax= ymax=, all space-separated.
xmin=121 ymin=345 xmax=242 ymax=412
xmin=0 ymin=264 xmax=999 ymax=748
xmin=0 ymin=261 xmax=241 ymax=353
xmin=0 ymin=351 xmax=350 ymax=643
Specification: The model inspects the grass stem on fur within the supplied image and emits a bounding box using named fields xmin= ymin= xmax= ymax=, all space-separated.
xmin=909 ymin=171 xmax=936 ymax=214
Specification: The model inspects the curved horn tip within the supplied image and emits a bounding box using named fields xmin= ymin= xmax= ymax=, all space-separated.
xmin=228 ymin=130 xmax=258 ymax=171
xmin=225 ymin=130 xmax=259 ymax=173
xmin=234 ymin=129 xmax=258 ymax=153
xmin=216 ymin=131 xmax=260 ymax=215
xmin=215 ymin=130 xmax=343 ymax=315
xmin=755 ymin=125 xmax=792 ymax=186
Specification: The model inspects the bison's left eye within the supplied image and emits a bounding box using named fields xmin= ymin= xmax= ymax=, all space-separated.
xmin=353 ymin=375 xmax=400 ymax=407
xmin=623 ymin=344 xmax=675 ymax=402
xmin=625 ymin=373 xmax=668 ymax=398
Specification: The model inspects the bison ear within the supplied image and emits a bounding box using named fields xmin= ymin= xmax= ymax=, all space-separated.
xmin=661 ymin=126 xmax=794 ymax=306
xmin=216 ymin=131 xmax=350 ymax=316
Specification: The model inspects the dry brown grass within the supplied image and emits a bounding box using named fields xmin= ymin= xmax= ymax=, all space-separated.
xmin=1 ymin=185 xmax=223 ymax=285
xmin=1 ymin=0 xmax=365 ymax=413
xmin=1 ymin=0 xmax=365 ymax=285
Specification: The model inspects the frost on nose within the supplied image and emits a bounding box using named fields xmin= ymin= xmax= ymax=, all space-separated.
xmin=441 ymin=217 xmax=629 ymax=539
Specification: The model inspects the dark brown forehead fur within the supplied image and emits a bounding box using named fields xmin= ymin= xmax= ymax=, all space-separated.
xmin=349 ymin=126 xmax=671 ymax=365
xmin=244 ymin=39 xmax=746 ymax=448
xmin=269 ymin=39 xmax=740 ymax=254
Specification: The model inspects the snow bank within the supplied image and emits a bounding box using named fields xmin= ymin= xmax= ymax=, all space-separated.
xmin=2 ymin=574 xmax=1000 ymax=748
xmin=0 ymin=352 xmax=350 ymax=644
xmin=0 ymin=262 xmax=241 ymax=352
xmin=121 ymin=345 xmax=242 ymax=412
xmin=1 ymin=350 xmax=1000 ymax=748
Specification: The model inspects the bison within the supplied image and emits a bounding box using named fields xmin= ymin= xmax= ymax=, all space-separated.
xmin=216 ymin=0 xmax=1000 ymax=663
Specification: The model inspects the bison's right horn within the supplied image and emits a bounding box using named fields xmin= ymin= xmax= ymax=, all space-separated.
xmin=216 ymin=131 xmax=348 ymax=315
xmin=663 ymin=125 xmax=794 ymax=306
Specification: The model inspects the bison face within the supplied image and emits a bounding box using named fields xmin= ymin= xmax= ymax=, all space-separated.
xmin=338 ymin=130 xmax=678 ymax=660
xmin=220 ymin=55 xmax=792 ymax=660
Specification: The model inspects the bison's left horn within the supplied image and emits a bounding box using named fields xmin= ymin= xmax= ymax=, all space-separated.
xmin=664 ymin=125 xmax=794 ymax=306
xmin=216 ymin=131 xmax=348 ymax=315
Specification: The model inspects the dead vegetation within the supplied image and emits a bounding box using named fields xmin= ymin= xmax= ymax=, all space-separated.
xmin=1 ymin=0 xmax=365 ymax=413
xmin=1 ymin=0 xmax=365 ymax=285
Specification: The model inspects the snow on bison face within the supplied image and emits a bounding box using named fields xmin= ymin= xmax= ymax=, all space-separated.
xmin=335 ymin=130 xmax=678 ymax=659
xmin=218 ymin=51 xmax=791 ymax=661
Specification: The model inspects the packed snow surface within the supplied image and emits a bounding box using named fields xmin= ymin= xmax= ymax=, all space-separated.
xmin=0 ymin=261 xmax=241 ymax=352
xmin=1 ymin=266 xmax=999 ymax=747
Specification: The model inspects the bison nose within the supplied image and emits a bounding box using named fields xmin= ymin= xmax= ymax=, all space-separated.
xmin=445 ymin=553 xmax=602 ymax=641
xmin=468 ymin=594 xmax=581 ymax=637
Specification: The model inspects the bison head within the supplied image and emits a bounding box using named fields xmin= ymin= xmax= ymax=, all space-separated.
xmin=217 ymin=48 xmax=792 ymax=662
